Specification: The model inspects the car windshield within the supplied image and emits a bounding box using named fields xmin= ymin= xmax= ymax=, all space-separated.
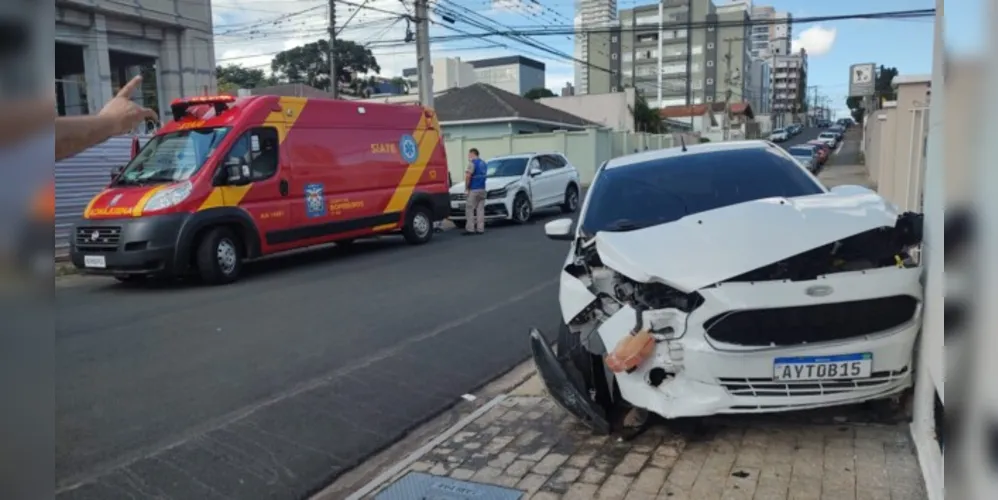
xmin=789 ymin=147 xmax=814 ymax=157
xmin=486 ymin=157 xmax=528 ymax=177
xmin=114 ymin=128 xmax=230 ymax=186
xmin=580 ymin=147 xmax=825 ymax=235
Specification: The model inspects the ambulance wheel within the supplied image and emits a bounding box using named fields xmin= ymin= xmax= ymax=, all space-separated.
xmin=196 ymin=226 xmax=242 ymax=285
xmin=402 ymin=205 xmax=433 ymax=245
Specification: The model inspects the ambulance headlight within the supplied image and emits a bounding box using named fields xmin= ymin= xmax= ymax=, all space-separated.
xmin=143 ymin=181 xmax=193 ymax=212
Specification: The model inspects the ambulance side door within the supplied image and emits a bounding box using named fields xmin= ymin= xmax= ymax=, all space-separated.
xmin=220 ymin=125 xmax=291 ymax=250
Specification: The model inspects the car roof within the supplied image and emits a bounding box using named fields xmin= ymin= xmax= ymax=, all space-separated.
xmin=491 ymin=151 xmax=565 ymax=160
xmin=605 ymin=140 xmax=778 ymax=170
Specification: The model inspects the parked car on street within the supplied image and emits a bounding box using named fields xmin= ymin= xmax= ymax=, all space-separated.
xmin=70 ymin=95 xmax=451 ymax=285
xmin=818 ymin=131 xmax=840 ymax=148
xmin=768 ymin=128 xmax=789 ymax=142
xmin=807 ymin=140 xmax=832 ymax=165
xmin=788 ymin=144 xmax=820 ymax=172
xmin=530 ymin=140 xmax=924 ymax=433
xmin=449 ymin=152 xmax=582 ymax=226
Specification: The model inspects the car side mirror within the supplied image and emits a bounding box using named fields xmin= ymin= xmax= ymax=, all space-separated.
xmin=110 ymin=165 xmax=125 ymax=181
xmin=529 ymin=167 xmax=543 ymax=177
xmin=544 ymin=218 xmax=575 ymax=241
xmin=225 ymin=158 xmax=251 ymax=186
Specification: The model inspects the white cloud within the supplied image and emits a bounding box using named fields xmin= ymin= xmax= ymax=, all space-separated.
xmin=212 ymin=0 xmax=574 ymax=93
xmin=791 ymin=25 xmax=837 ymax=56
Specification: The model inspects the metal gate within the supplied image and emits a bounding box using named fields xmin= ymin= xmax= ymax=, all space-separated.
xmin=55 ymin=135 xmax=151 ymax=256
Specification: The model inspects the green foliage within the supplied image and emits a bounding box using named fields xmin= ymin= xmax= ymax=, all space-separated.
xmin=845 ymin=65 xmax=898 ymax=124
xmin=270 ymin=39 xmax=380 ymax=92
xmin=524 ymin=87 xmax=556 ymax=100
xmin=215 ymin=64 xmax=276 ymax=93
xmin=632 ymin=97 xmax=663 ymax=133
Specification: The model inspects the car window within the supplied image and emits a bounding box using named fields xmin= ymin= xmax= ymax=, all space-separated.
xmin=549 ymin=155 xmax=568 ymax=168
xmin=580 ymin=147 xmax=824 ymax=235
xmin=539 ymin=155 xmax=563 ymax=171
xmin=789 ymin=147 xmax=814 ymax=156
xmin=225 ymin=127 xmax=280 ymax=181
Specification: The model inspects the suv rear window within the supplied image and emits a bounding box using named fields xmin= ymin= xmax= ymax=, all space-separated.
xmin=581 ymin=147 xmax=824 ymax=234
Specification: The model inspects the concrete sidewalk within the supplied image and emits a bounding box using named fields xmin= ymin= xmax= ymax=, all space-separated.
xmin=343 ymin=372 xmax=926 ymax=500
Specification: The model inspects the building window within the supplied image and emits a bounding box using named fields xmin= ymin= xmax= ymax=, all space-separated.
xmin=692 ymin=46 xmax=703 ymax=55
xmin=611 ymin=53 xmax=618 ymax=60
xmin=707 ymin=24 xmax=715 ymax=31
xmin=706 ymin=95 xmax=714 ymax=102
xmin=707 ymin=78 xmax=714 ymax=85
xmin=707 ymin=42 xmax=714 ymax=50
xmin=611 ymin=35 xmax=618 ymax=43
xmin=707 ymin=60 xmax=714 ymax=67
xmin=692 ymin=80 xmax=703 ymax=90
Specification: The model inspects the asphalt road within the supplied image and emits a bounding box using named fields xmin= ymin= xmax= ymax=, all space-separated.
xmin=56 ymin=212 xmax=572 ymax=499
xmin=55 ymin=127 xmax=849 ymax=500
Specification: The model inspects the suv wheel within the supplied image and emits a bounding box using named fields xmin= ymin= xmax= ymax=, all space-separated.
xmin=512 ymin=193 xmax=532 ymax=223
xmin=561 ymin=184 xmax=579 ymax=214
xmin=196 ymin=226 xmax=242 ymax=285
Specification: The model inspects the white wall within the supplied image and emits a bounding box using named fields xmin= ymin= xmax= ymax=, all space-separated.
xmin=537 ymin=88 xmax=636 ymax=132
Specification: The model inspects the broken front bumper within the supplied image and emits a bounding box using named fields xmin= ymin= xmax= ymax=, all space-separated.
xmin=528 ymin=329 xmax=610 ymax=434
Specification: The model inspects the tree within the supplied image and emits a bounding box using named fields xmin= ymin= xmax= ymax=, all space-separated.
xmin=631 ymin=96 xmax=663 ymax=133
xmin=270 ymin=39 xmax=380 ymax=92
xmin=845 ymin=65 xmax=898 ymax=124
xmin=215 ymin=64 xmax=275 ymax=93
xmin=524 ymin=87 xmax=556 ymax=100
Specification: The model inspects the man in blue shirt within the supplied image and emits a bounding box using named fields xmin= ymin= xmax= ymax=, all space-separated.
xmin=464 ymin=148 xmax=488 ymax=235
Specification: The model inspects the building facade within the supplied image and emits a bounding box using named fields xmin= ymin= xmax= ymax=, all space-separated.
xmin=468 ymin=56 xmax=546 ymax=96
xmin=55 ymin=0 xmax=216 ymax=123
xmin=574 ymin=0 xmax=618 ymax=95
xmin=402 ymin=57 xmax=477 ymax=94
xmin=710 ymin=1 xmax=753 ymax=106
xmin=770 ymin=49 xmax=808 ymax=126
xmin=748 ymin=5 xmax=792 ymax=59
xmin=583 ymin=0 xmax=717 ymax=108
xmin=747 ymin=57 xmax=771 ymax=113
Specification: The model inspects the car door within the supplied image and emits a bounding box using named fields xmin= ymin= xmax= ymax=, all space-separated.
xmin=221 ymin=126 xmax=291 ymax=251
xmin=544 ymin=154 xmax=575 ymax=203
xmin=531 ymin=155 xmax=562 ymax=207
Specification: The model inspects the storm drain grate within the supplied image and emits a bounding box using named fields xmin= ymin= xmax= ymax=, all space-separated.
xmin=374 ymin=471 xmax=525 ymax=500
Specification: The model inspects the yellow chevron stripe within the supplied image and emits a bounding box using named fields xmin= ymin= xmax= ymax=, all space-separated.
xmin=383 ymin=114 xmax=439 ymax=214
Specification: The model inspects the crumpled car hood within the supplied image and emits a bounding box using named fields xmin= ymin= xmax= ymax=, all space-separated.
xmin=593 ymin=185 xmax=900 ymax=293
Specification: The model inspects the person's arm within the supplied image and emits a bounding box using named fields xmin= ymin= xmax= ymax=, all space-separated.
xmin=465 ymin=161 xmax=473 ymax=190
xmin=54 ymin=114 xmax=118 ymax=161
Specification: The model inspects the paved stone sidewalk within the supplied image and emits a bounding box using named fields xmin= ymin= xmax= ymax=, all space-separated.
xmin=362 ymin=377 xmax=926 ymax=500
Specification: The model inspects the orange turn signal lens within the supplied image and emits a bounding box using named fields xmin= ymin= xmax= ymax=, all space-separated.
xmin=604 ymin=330 xmax=655 ymax=373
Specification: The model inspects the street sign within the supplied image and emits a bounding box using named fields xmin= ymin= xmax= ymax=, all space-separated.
xmin=849 ymin=63 xmax=876 ymax=97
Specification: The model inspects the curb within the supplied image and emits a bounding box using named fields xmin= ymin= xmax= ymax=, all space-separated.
xmin=344 ymin=395 xmax=509 ymax=500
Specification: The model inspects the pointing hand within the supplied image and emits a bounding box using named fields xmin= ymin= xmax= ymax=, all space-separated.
xmin=99 ymin=76 xmax=159 ymax=135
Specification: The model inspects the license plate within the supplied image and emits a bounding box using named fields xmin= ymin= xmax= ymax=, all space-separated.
xmin=773 ymin=353 xmax=872 ymax=381
xmin=452 ymin=203 xmax=465 ymax=210
xmin=83 ymin=255 xmax=106 ymax=268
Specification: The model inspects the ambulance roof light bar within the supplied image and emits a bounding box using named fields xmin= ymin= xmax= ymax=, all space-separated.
xmin=170 ymin=95 xmax=237 ymax=121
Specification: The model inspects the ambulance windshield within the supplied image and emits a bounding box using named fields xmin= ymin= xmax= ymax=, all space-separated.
xmin=114 ymin=127 xmax=230 ymax=186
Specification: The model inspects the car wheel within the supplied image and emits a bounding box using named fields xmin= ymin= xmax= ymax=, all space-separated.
xmin=561 ymin=184 xmax=580 ymax=213
xmin=556 ymin=322 xmax=614 ymax=410
xmin=196 ymin=226 xmax=242 ymax=285
xmin=512 ymin=193 xmax=532 ymax=223
xmin=402 ymin=204 xmax=433 ymax=244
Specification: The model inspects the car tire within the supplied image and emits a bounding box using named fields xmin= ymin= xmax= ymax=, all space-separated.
xmin=556 ymin=322 xmax=613 ymax=409
xmin=561 ymin=184 xmax=580 ymax=214
xmin=402 ymin=204 xmax=433 ymax=245
xmin=195 ymin=226 xmax=242 ymax=285
xmin=512 ymin=193 xmax=532 ymax=223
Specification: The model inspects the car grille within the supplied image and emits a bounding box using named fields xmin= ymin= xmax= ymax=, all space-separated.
xmin=719 ymin=366 xmax=909 ymax=397
xmin=451 ymin=193 xmax=467 ymax=201
xmin=703 ymin=295 xmax=919 ymax=347
xmin=75 ymin=226 xmax=122 ymax=249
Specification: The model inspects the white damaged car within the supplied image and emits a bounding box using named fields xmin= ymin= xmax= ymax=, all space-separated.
xmin=529 ymin=140 xmax=924 ymax=434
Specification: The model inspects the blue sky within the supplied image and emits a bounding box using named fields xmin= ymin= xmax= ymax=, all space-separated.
xmin=213 ymin=0 xmax=970 ymax=117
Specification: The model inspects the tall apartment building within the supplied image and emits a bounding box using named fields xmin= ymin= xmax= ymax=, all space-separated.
xmin=711 ymin=1 xmax=753 ymax=107
xmin=582 ymin=0 xmax=715 ymax=107
xmin=573 ymin=0 xmax=617 ymax=94
xmin=748 ymin=5 xmax=792 ymax=59
xmin=770 ymin=49 xmax=808 ymax=125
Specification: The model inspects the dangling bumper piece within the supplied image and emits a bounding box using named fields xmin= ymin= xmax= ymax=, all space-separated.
xmin=528 ymin=328 xmax=610 ymax=434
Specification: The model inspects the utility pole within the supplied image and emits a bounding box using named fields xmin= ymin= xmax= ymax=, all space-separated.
xmin=656 ymin=1 xmax=663 ymax=108
xmin=328 ymin=0 xmax=337 ymax=99
xmin=722 ymin=38 xmax=735 ymax=141
xmin=414 ymin=0 xmax=434 ymax=108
